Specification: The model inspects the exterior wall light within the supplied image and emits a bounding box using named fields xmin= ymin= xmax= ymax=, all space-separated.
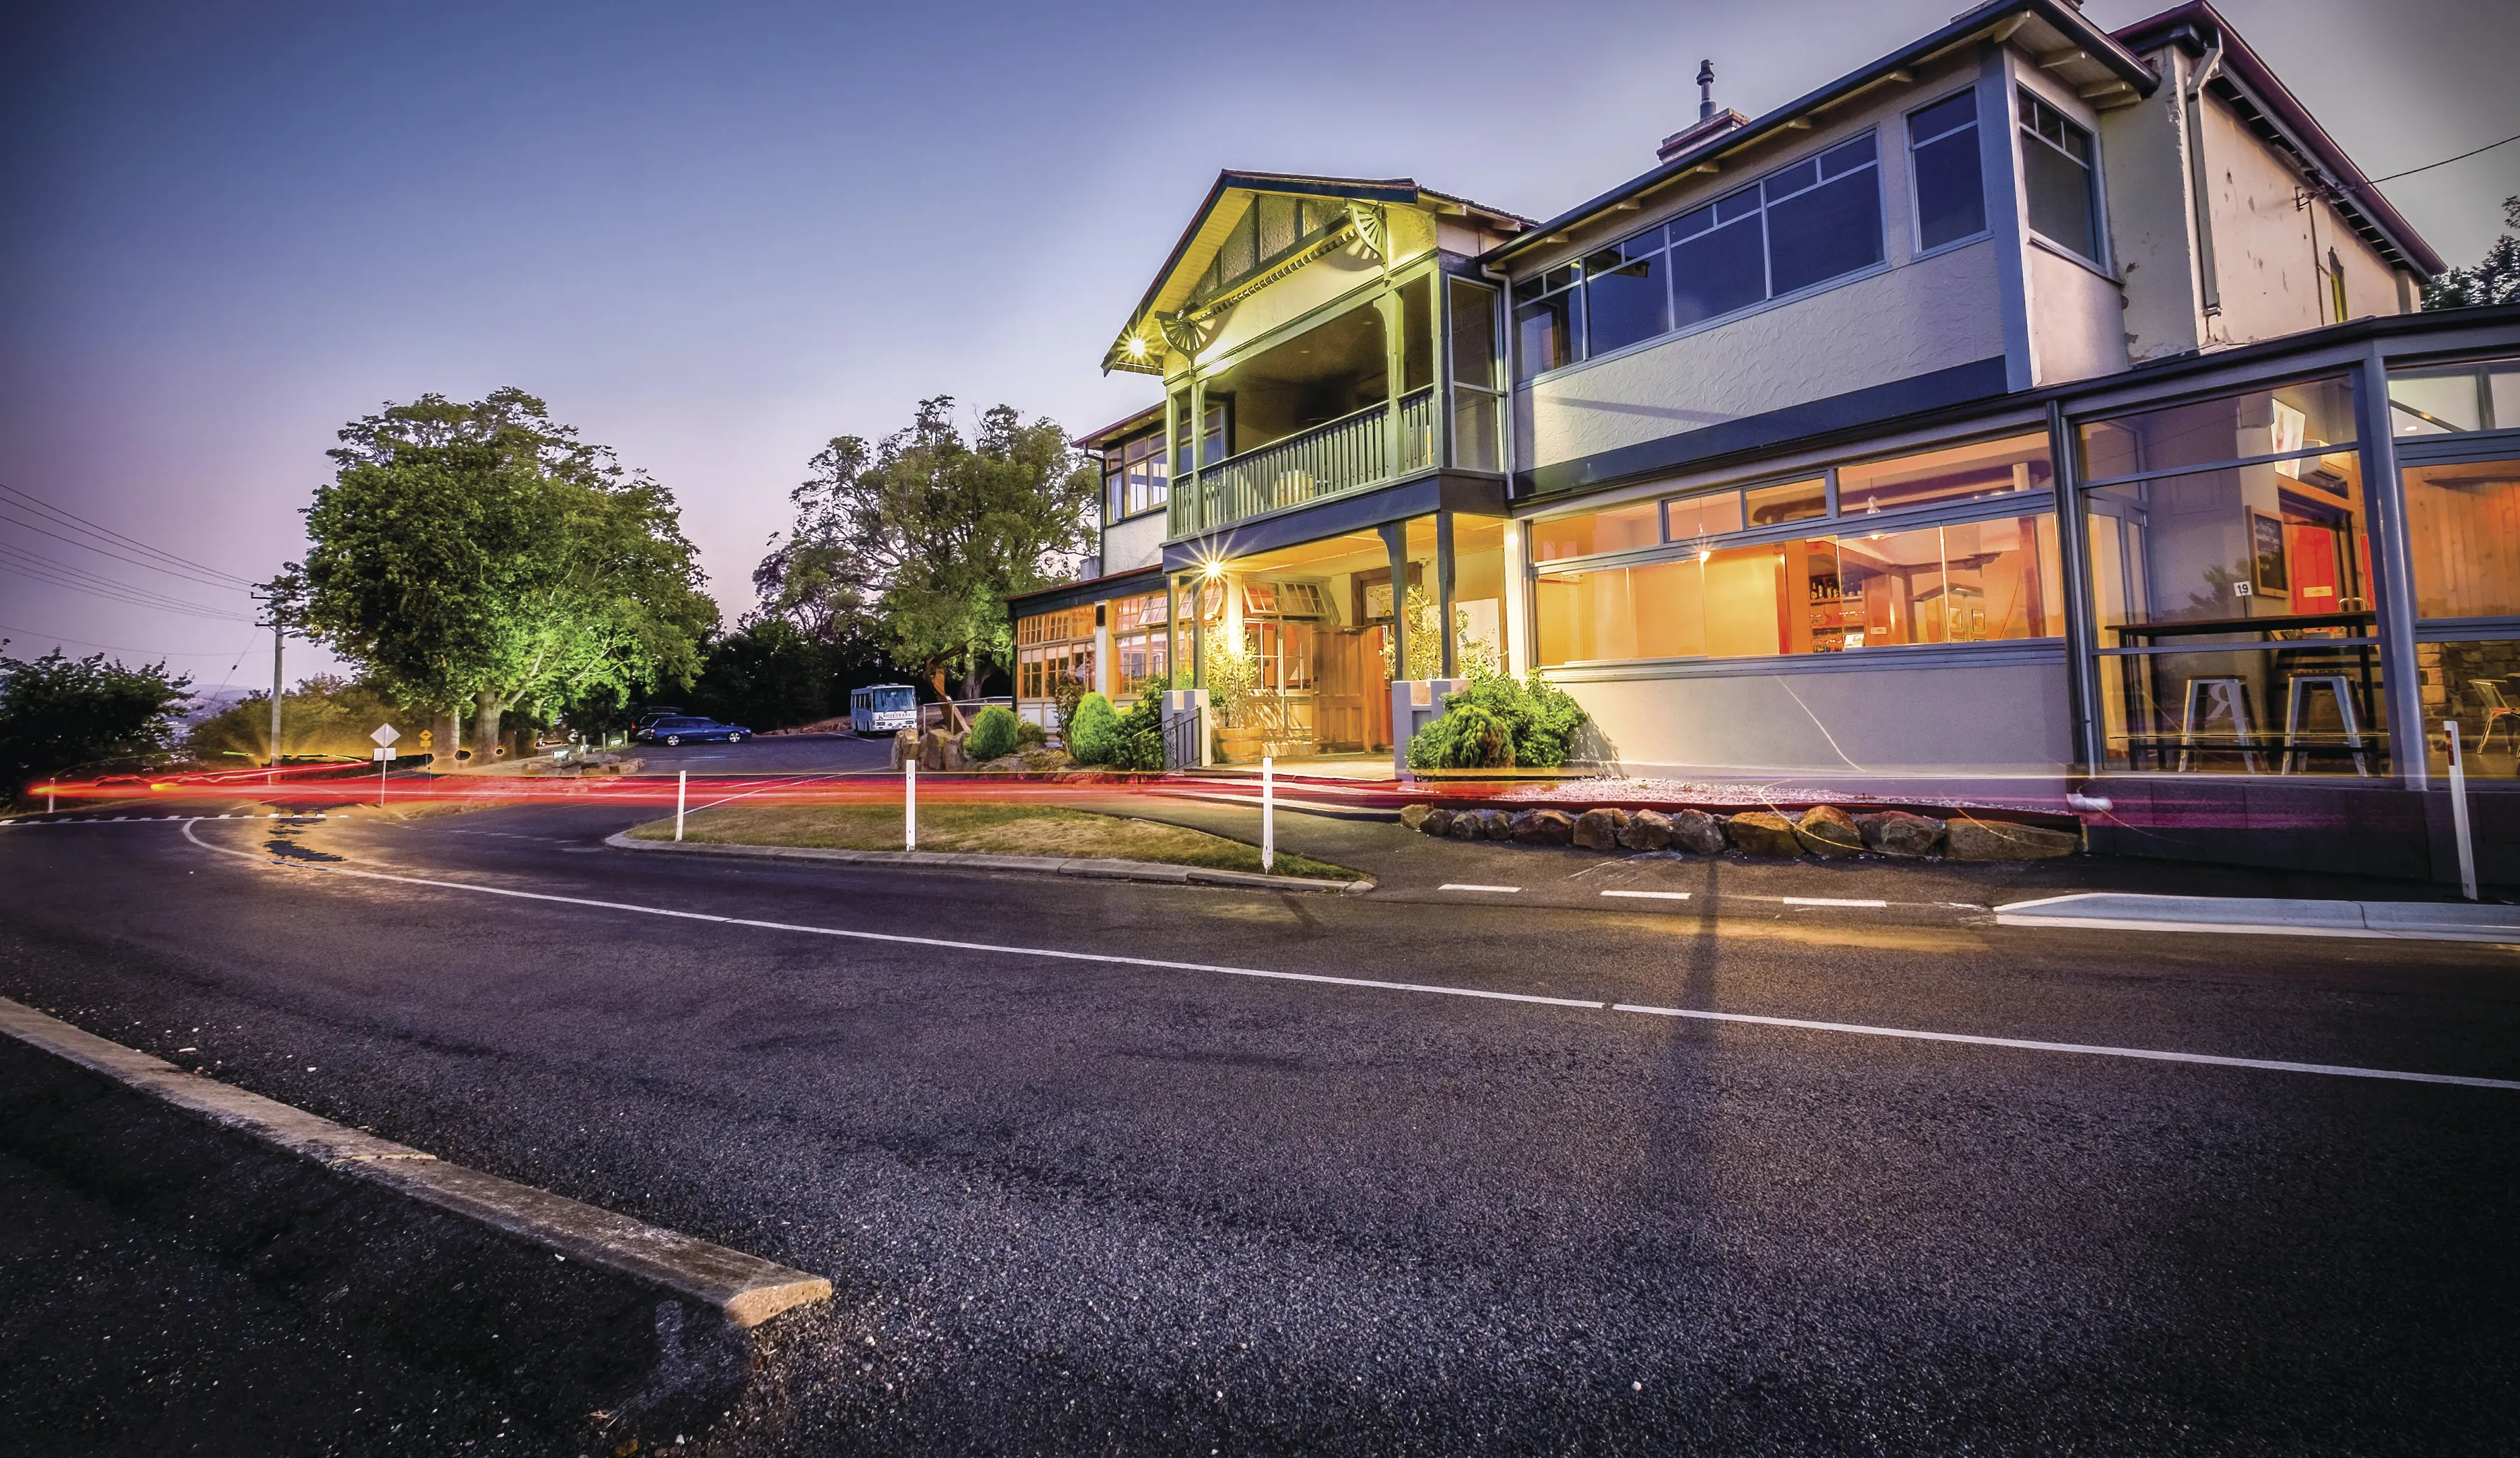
xmin=1127 ymin=337 xmax=1148 ymax=359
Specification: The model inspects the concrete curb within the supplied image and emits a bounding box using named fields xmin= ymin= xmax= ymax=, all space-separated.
xmin=0 ymin=996 xmax=832 ymax=1444
xmin=603 ymin=829 xmax=1376 ymax=894
xmin=1994 ymin=892 xmax=2520 ymax=943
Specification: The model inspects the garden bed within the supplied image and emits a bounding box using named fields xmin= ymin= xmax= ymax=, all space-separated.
xmin=627 ymin=802 xmax=1363 ymax=881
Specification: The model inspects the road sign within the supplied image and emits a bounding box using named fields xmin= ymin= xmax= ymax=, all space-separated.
xmin=374 ymin=747 xmax=395 ymax=760
xmin=418 ymin=729 xmax=433 ymax=747
xmin=371 ymin=723 xmax=400 ymax=747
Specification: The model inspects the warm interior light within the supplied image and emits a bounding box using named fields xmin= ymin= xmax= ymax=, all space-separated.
xmin=1126 ymin=336 xmax=1148 ymax=358
xmin=1202 ymin=560 xmax=1227 ymax=580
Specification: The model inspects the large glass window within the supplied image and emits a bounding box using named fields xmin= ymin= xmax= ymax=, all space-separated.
xmin=2077 ymin=376 xmax=2389 ymax=774
xmin=1838 ymin=433 xmax=2051 ymax=516
xmin=2389 ymin=357 xmax=2520 ymax=437
xmin=2421 ymin=640 xmax=2520 ymax=780
xmin=1016 ymin=607 xmax=1096 ymax=703
xmin=2078 ymin=376 xmax=2358 ymax=482
xmin=2020 ymin=89 xmax=2099 ymax=262
xmin=1908 ymin=89 xmax=1986 ymax=252
xmin=1535 ymin=512 xmax=2060 ymax=665
xmin=1112 ymin=592 xmax=1170 ymax=688
xmin=2403 ymin=458 xmax=2520 ymax=618
xmin=1513 ymin=133 xmax=1882 ymax=381
xmin=1532 ymin=501 xmax=1662 ymax=562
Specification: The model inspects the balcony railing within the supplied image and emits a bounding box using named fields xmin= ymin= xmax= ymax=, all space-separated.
xmin=1168 ymin=387 xmax=1440 ymax=539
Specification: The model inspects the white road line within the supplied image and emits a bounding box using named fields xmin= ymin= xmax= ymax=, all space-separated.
xmin=171 ymin=820 xmax=2520 ymax=1094
xmin=1611 ymin=1002 xmax=2520 ymax=1091
xmin=1440 ymin=884 xmax=1521 ymax=894
xmin=1781 ymin=896 xmax=1890 ymax=908
xmin=1601 ymin=889 xmax=1692 ymax=901
xmin=176 ymin=820 xmax=1602 ymax=1010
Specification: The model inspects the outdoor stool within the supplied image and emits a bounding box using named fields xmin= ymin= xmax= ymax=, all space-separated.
xmin=2469 ymin=681 xmax=2520 ymax=756
xmin=2178 ymin=676 xmax=2260 ymax=772
xmin=2280 ymin=674 xmax=2369 ymax=776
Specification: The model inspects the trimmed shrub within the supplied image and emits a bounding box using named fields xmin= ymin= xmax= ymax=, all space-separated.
xmin=1015 ymin=719 xmax=1047 ymax=748
xmin=1405 ymin=669 xmax=1590 ymax=770
xmin=1107 ymin=681 xmax=1167 ymax=772
xmin=1067 ymin=691 xmax=1119 ymax=765
xmin=966 ymin=704 xmax=1020 ymax=760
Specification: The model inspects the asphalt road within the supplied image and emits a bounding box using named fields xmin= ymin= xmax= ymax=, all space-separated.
xmin=2 ymin=753 xmax=2516 ymax=1454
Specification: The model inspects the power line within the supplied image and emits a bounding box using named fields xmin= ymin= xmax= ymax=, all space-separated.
xmin=2366 ymin=130 xmax=2520 ymax=185
xmin=0 ymin=622 xmax=263 ymax=657
xmin=0 ymin=557 xmax=258 ymax=622
xmin=0 ymin=480 xmax=257 ymax=587
xmin=0 ymin=507 xmax=257 ymax=594
xmin=0 ymin=539 xmax=251 ymax=610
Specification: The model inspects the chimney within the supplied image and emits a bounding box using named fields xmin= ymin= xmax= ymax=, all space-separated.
xmin=1657 ymin=61 xmax=1747 ymax=162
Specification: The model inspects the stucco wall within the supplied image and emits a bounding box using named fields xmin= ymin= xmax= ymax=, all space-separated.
xmin=2198 ymin=92 xmax=2402 ymax=344
xmin=2099 ymin=54 xmax=2205 ymax=363
xmin=1555 ymin=656 xmax=2074 ymax=778
xmin=1102 ymin=509 xmax=1165 ymax=574
xmin=1515 ymin=239 xmax=2005 ymax=471
xmin=2027 ymin=244 xmax=2128 ymax=385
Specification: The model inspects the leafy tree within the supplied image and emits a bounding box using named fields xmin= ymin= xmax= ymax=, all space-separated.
xmin=0 ymin=649 xmax=192 ymax=797
xmin=755 ymin=397 xmax=1098 ymax=727
xmin=1100 ymin=679 xmax=1169 ymax=772
xmin=2423 ymin=196 xmax=2520 ymax=310
xmin=683 ymin=618 xmax=890 ymax=731
xmin=285 ymin=389 xmax=718 ymax=759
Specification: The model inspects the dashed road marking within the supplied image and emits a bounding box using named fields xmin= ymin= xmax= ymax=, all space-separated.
xmin=1781 ymin=896 xmax=1891 ymax=908
xmin=1601 ymin=889 xmax=1692 ymax=901
xmin=1440 ymin=884 xmax=1521 ymax=894
xmin=171 ymin=818 xmax=2520 ymax=1094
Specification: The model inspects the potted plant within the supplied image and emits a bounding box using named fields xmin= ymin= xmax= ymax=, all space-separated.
xmin=1203 ymin=642 xmax=1267 ymax=764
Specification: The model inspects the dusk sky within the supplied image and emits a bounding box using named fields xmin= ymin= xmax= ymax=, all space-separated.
xmin=3 ymin=0 xmax=2512 ymax=695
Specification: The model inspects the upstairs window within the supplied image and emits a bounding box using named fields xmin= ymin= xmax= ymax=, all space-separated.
xmin=1102 ymin=431 xmax=1170 ymax=521
xmin=1907 ymin=89 xmax=1986 ymax=251
xmin=2020 ymin=89 xmax=2099 ymax=263
xmin=1513 ymin=133 xmax=1883 ymax=381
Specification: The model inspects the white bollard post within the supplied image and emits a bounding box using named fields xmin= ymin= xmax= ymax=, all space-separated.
xmin=675 ymin=769 xmax=687 ymax=842
xmin=379 ymin=750 xmax=388 ymax=809
xmin=1261 ymin=755 xmax=1274 ymax=873
xmin=905 ymin=758 xmax=917 ymax=850
xmin=2446 ymin=721 xmax=2477 ymax=901
xmin=46 ymin=785 xmax=55 ymax=814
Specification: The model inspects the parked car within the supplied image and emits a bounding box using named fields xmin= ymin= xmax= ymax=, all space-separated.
xmin=635 ymin=715 xmax=752 ymax=746
xmin=629 ymin=706 xmax=687 ymax=738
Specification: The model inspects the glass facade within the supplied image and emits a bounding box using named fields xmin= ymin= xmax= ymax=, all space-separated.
xmin=2078 ymin=375 xmax=2389 ymax=774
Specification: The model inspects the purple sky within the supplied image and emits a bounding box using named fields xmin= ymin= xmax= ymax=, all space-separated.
xmin=3 ymin=0 xmax=2512 ymax=693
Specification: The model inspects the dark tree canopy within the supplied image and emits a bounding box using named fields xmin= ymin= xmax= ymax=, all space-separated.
xmin=0 ymin=648 xmax=192 ymax=794
xmin=754 ymin=397 xmax=1097 ymax=719
xmin=2422 ymin=196 xmax=2520 ymax=311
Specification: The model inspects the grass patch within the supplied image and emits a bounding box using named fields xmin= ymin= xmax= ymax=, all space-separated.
xmin=628 ymin=801 xmax=1364 ymax=881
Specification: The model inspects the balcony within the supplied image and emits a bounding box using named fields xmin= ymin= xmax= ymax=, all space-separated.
xmin=1169 ymin=387 xmax=1439 ymax=538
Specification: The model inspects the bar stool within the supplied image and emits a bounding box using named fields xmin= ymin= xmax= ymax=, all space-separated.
xmin=2178 ymin=676 xmax=2260 ymax=772
xmin=2281 ymin=674 xmax=2370 ymax=776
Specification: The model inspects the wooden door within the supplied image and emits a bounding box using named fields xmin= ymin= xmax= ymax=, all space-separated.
xmin=1316 ymin=631 xmax=1366 ymax=750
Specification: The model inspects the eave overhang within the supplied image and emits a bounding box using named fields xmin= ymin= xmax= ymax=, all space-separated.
xmin=2114 ymin=1 xmax=2445 ymax=277
xmin=1481 ymin=0 xmax=2158 ymax=271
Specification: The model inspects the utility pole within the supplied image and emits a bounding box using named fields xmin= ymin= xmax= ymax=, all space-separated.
xmin=259 ymin=589 xmax=287 ymax=786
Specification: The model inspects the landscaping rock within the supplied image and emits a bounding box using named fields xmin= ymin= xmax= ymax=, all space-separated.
xmin=1573 ymin=808 xmax=1630 ymax=851
xmin=1446 ymin=811 xmax=1482 ymax=840
xmin=889 ymin=729 xmax=918 ymax=772
xmin=1668 ymin=809 xmax=1728 ymax=855
xmin=1857 ymin=810 xmax=1946 ymax=858
xmin=1399 ymin=804 xmax=1435 ymax=832
xmin=1417 ymin=807 xmax=1456 ymax=838
xmin=1510 ymin=810 xmax=1575 ymax=846
xmin=1947 ymin=816 xmax=2079 ymax=861
xmin=1794 ymin=804 xmax=1864 ymax=858
xmin=1477 ymin=809 xmax=1516 ymax=840
xmin=1726 ymin=810 xmax=1803 ymax=858
xmin=1618 ymin=809 xmax=1674 ymax=851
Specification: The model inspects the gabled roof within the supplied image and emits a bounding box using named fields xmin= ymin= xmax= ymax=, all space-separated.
xmin=1102 ymin=171 xmax=1532 ymax=376
xmin=1484 ymin=0 xmax=2158 ymax=268
xmin=2114 ymin=1 xmax=2443 ymax=276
